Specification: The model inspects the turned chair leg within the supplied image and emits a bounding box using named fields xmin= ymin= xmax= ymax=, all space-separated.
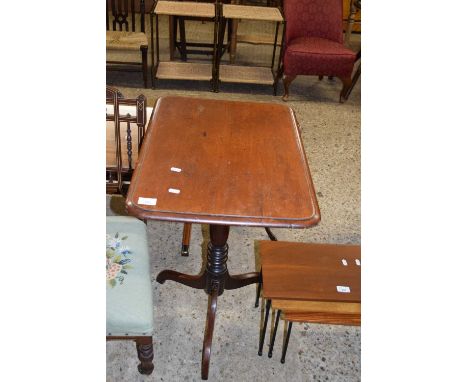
xmin=339 ymin=76 xmax=352 ymax=103
xmin=141 ymin=47 xmax=148 ymax=88
xmin=136 ymin=337 xmax=154 ymax=375
xmin=282 ymin=75 xmax=296 ymax=101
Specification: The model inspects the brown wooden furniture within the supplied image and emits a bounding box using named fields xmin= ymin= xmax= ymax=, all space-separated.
xmin=125 ymin=96 xmax=320 ymax=379
xmin=257 ymin=241 xmax=361 ymax=363
xmin=106 ymin=87 xmax=192 ymax=256
xmin=106 ymin=86 xmax=147 ymax=196
xmin=106 ymin=88 xmax=154 ymax=375
xmin=226 ymin=0 xmax=283 ymax=63
xmin=151 ymin=1 xmax=219 ymax=90
xmin=344 ymin=0 xmax=361 ymax=45
xmin=343 ymin=50 xmax=360 ymax=100
xmin=216 ymin=3 xmax=284 ymax=93
xmin=169 ymin=1 xmax=232 ymax=62
xmin=106 ymin=0 xmax=150 ymax=87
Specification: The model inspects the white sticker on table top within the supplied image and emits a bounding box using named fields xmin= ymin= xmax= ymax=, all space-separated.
xmin=341 ymin=259 xmax=348 ymax=266
xmin=336 ymin=286 xmax=351 ymax=293
xmin=137 ymin=197 xmax=157 ymax=206
xmin=168 ymin=188 xmax=180 ymax=194
xmin=170 ymin=167 xmax=182 ymax=173
xmin=355 ymin=259 xmax=361 ymax=266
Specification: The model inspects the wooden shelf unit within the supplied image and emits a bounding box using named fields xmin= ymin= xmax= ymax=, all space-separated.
xmin=218 ymin=65 xmax=274 ymax=85
xmin=156 ymin=61 xmax=213 ymax=81
xmin=155 ymin=1 xmax=215 ymax=18
xmin=222 ymin=4 xmax=283 ymax=22
xmin=216 ymin=3 xmax=284 ymax=92
xmin=150 ymin=1 xmax=218 ymax=89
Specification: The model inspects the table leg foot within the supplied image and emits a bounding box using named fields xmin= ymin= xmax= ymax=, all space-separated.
xmin=201 ymin=291 xmax=218 ymax=380
xmin=224 ymin=272 xmax=260 ymax=290
xmin=156 ymin=270 xmax=206 ymax=289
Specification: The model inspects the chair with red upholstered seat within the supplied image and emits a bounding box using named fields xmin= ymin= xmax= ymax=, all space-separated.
xmin=281 ymin=0 xmax=356 ymax=102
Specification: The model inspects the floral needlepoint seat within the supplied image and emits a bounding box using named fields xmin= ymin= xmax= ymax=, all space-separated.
xmin=106 ymin=216 xmax=155 ymax=375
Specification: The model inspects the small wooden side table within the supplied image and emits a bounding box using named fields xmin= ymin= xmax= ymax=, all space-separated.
xmin=257 ymin=241 xmax=361 ymax=362
xmin=216 ymin=3 xmax=284 ymax=93
xmin=150 ymin=1 xmax=218 ymax=90
xmin=126 ymin=96 xmax=320 ymax=379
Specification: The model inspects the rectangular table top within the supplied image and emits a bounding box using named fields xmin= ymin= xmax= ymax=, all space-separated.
xmin=126 ymin=96 xmax=320 ymax=227
xmin=259 ymin=241 xmax=361 ymax=303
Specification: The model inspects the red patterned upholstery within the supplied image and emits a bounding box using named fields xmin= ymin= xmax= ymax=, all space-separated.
xmin=284 ymin=37 xmax=355 ymax=77
xmin=282 ymin=0 xmax=356 ymax=81
xmin=285 ymin=0 xmax=344 ymax=45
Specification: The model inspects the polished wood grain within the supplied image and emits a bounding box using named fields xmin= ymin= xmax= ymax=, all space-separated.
xmin=126 ymin=96 xmax=320 ymax=227
xmin=259 ymin=241 xmax=360 ymax=302
xmin=126 ymin=96 xmax=321 ymax=379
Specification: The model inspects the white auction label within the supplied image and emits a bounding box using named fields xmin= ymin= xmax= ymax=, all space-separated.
xmin=137 ymin=197 xmax=157 ymax=206
xmin=170 ymin=167 xmax=182 ymax=172
xmin=336 ymin=286 xmax=351 ymax=293
xmin=168 ymin=188 xmax=180 ymax=194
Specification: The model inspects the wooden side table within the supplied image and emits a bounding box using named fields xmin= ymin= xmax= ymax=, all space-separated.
xmin=126 ymin=96 xmax=320 ymax=379
xmin=150 ymin=1 xmax=218 ymax=90
xmin=256 ymin=241 xmax=361 ymax=362
xmin=216 ymin=3 xmax=284 ymax=93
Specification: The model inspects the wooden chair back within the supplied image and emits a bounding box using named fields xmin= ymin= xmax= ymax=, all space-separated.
xmin=106 ymin=86 xmax=147 ymax=195
xmin=106 ymin=0 xmax=147 ymax=33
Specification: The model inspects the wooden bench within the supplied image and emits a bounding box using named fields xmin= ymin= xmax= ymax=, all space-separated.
xmin=257 ymin=241 xmax=361 ymax=363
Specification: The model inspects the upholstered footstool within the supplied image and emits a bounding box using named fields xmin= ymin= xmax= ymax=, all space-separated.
xmin=106 ymin=216 xmax=155 ymax=375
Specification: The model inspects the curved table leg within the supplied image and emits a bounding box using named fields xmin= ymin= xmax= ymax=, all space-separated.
xmin=156 ymin=270 xmax=206 ymax=289
xmin=201 ymin=291 xmax=218 ymax=380
xmin=224 ymin=271 xmax=260 ymax=290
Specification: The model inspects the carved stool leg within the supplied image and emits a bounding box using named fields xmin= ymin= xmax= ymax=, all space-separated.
xmin=339 ymin=76 xmax=353 ymax=103
xmin=282 ymin=75 xmax=296 ymax=101
xmin=136 ymin=337 xmax=154 ymax=375
xmin=181 ymin=223 xmax=192 ymax=256
xmin=141 ymin=47 xmax=148 ymax=88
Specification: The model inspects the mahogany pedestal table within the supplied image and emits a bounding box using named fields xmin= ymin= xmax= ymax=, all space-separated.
xmin=125 ymin=96 xmax=320 ymax=379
